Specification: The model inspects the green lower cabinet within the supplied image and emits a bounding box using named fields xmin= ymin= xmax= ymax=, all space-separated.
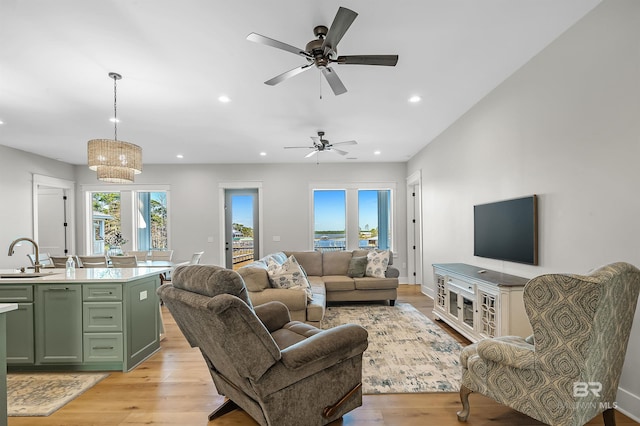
xmin=126 ymin=276 xmax=160 ymax=369
xmin=0 ymin=286 xmax=34 ymax=365
xmin=35 ymin=284 xmax=83 ymax=364
xmin=6 ymin=303 xmax=34 ymax=364
xmin=83 ymin=333 xmax=123 ymax=362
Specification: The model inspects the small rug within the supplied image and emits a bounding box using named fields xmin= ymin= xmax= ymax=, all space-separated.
xmin=7 ymin=372 xmax=108 ymax=416
xmin=321 ymin=302 xmax=462 ymax=394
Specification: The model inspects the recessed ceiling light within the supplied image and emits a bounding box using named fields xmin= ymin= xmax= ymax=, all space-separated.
xmin=218 ymin=95 xmax=231 ymax=103
xmin=374 ymin=150 xmax=381 ymax=155
xmin=109 ymin=117 xmax=120 ymax=123
xmin=259 ymin=152 xmax=267 ymax=156
xmin=176 ymin=154 xmax=184 ymax=159
xmin=408 ymin=95 xmax=421 ymax=103
xmin=0 ymin=120 xmax=4 ymax=125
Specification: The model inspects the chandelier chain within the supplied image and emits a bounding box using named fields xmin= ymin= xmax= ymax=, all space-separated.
xmin=113 ymin=74 xmax=118 ymax=141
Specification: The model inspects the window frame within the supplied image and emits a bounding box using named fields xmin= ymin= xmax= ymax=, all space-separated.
xmin=81 ymin=184 xmax=171 ymax=255
xmin=309 ymin=182 xmax=396 ymax=252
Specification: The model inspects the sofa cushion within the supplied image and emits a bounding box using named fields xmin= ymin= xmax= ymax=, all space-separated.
xmin=237 ymin=261 xmax=270 ymax=292
xmin=365 ymin=250 xmax=390 ymax=278
xmin=267 ymin=255 xmax=312 ymax=301
xmin=347 ymin=256 xmax=368 ymax=278
xmin=284 ymin=251 xmax=323 ymax=276
xmin=353 ymin=249 xmax=394 ymax=266
xmin=353 ymin=276 xmax=399 ymax=290
xmin=323 ymin=251 xmax=353 ymax=276
xmin=323 ymin=275 xmax=356 ymax=292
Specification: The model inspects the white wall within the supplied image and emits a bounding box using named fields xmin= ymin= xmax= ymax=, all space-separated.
xmin=0 ymin=145 xmax=75 ymax=269
xmin=73 ymin=162 xmax=408 ymax=277
xmin=408 ymin=0 xmax=640 ymax=419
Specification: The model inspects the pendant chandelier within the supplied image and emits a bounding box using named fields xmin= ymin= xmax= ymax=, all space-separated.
xmin=88 ymin=72 xmax=142 ymax=183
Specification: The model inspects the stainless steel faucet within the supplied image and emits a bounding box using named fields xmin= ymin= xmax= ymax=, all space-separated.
xmin=8 ymin=237 xmax=41 ymax=273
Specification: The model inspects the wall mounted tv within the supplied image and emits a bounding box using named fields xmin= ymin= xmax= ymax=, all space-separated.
xmin=474 ymin=195 xmax=538 ymax=265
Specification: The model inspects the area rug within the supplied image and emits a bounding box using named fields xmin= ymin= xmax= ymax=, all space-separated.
xmin=321 ymin=302 xmax=462 ymax=394
xmin=7 ymin=372 xmax=108 ymax=416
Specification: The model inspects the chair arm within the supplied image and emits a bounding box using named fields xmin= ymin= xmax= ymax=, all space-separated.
xmin=385 ymin=266 xmax=400 ymax=279
xmin=477 ymin=336 xmax=536 ymax=370
xmin=254 ymin=301 xmax=291 ymax=332
xmin=280 ymin=324 xmax=368 ymax=370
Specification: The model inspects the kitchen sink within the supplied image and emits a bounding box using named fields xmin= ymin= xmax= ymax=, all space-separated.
xmin=0 ymin=271 xmax=60 ymax=278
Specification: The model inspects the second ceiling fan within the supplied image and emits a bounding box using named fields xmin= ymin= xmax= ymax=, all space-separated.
xmin=285 ymin=131 xmax=357 ymax=158
xmin=247 ymin=6 xmax=398 ymax=96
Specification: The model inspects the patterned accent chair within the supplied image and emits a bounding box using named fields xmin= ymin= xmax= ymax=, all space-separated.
xmin=157 ymin=264 xmax=369 ymax=426
xmin=458 ymin=262 xmax=640 ymax=426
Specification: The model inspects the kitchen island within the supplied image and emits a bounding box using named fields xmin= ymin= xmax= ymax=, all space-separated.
xmin=0 ymin=267 xmax=168 ymax=372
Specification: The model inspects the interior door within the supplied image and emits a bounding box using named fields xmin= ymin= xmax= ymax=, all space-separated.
xmin=224 ymin=189 xmax=259 ymax=269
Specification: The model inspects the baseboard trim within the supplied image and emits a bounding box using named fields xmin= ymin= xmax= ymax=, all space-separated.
xmin=421 ymin=284 xmax=434 ymax=299
xmin=615 ymin=386 xmax=640 ymax=423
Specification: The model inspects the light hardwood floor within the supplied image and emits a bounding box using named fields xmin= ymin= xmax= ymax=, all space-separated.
xmin=8 ymin=285 xmax=638 ymax=425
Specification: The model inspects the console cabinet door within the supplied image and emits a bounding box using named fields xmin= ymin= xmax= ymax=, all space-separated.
xmin=35 ymin=284 xmax=83 ymax=364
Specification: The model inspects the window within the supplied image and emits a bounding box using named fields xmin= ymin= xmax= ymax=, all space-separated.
xmin=311 ymin=184 xmax=394 ymax=252
xmin=136 ymin=192 xmax=168 ymax=251
xmin=358 ymin=189 xmax=391 ymax=250
xmin=84 ymin=186 xmax=169 ymax=255
xmin=91 ymin=192 xmax=122 ymax=255
xmin=313 ymin=190 xmax=346 ymax=251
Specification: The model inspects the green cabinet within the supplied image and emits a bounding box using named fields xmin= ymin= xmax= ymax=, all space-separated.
xmin=1 ymin=274 xmax=161 ymax=372
xmin=35 ymin=284 xmax=83 ymax=364
xmin=0 ymin=286 xmax=34 ymax=364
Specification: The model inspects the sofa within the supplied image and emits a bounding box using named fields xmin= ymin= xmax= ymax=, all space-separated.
xmin=237 ymin=250 xmax=399 ymax=323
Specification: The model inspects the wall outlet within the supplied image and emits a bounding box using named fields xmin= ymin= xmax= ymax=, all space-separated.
xmin=207 ymin=236 xmax=214 ymax=243
xmin=273 ymin=236 xmax=281 ymax=242
xmin=140 ymin=290 xmax=148 ymax=301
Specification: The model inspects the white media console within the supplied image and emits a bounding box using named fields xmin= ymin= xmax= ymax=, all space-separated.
xmin=432 ymin=263 xmax=533 ymax=343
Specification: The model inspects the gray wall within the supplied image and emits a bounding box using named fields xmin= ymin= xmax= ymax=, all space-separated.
xmin=408 ymin=0 xmax=640 ymax=418
xmin=0 ymin=145 xmax=75 ymax=269
xmin=74 ymin=161 xmax=408 ymax=276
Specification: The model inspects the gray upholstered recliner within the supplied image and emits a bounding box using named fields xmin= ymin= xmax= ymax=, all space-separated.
xmin=458 ymin=262 xmax=640 ymax=426
xmin=157 ymin=264 xmax=369 ymax=426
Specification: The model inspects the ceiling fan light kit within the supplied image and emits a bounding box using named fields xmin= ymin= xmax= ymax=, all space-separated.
xmin=247 ymin=6 xmax=398 ymax=96
xmin=87 ymin=72 xmax=142 ymax=183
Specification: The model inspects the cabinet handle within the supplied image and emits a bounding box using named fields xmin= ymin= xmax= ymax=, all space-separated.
xmin=92 ymin=291 xmax=113 ymax=295
xmin=92 ymin=316 xmax=114 ymax=319
xmin=93 ymin=346 xmax=114 ymax=350
xmin=47 ymin=287 xmax=71 ymax=291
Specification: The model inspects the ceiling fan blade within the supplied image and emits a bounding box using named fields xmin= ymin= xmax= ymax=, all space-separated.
xmin=329 ymin=148 xmax=348 ymax=155
xmin=334 ymin=55 xmax=399 ymax=66
xmin=305 ymin=150 xmax=319 ymax=158
xmin=246 ymin=33 xmax=310 ymax=58
xmin=321 ymin=67 xmax=347 ymax=96
xmin=330 ymin=140 xmax=357 ymax=146
xmin=322 ymin=7 xmax=358 ymax=55
xmin=284 ymin=146 xmax=315 ymax=149
xmin=265 ymin=63 xmax=314 ymax=86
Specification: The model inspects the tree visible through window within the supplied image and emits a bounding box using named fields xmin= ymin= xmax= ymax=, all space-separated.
xmin=137 ymin=192 xmax=168 ymax=251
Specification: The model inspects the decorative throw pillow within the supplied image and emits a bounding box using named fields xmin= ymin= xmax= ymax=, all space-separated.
xmin=267 ymin=255 xmax=313 ymax=301
xmin=347 ymin=256 xmax=368 ymax=278
xmin=365 ymin=250 xmax=390 ymax=278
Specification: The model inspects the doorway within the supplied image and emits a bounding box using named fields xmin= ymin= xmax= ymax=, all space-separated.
xmin=406 ymin=171 xmax=423 ymax=286
xmin=224 ymin=188 xmax=260 ymax=269
xmin=33 ymin=174 xmax=75 ymax=256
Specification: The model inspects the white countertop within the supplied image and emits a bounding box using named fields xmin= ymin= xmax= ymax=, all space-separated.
xmin=0 ymin=303 xmax=18 ymax=314
xmin=0 ymin=267 xmax=170 ymax=284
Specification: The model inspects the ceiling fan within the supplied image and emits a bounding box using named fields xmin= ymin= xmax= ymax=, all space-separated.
xmin=246 ymin=6 xmax=398 ymax=96
xmin=285 ymin=131 xmax=357 ymax=158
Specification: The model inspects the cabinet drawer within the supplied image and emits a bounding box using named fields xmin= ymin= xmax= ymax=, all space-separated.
xmin=83 ymin=302 xmax=123 ymax=332
xmin=83 ymin=333 xmax=123 ymax=362
xmin=0 ymin=285 xmax=33 ymax=302
xmin=83 ymin=284 xmax=122 ymax=301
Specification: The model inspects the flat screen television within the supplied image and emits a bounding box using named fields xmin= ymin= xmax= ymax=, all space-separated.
xmin=474 ymin=195 xmax=538 ymax=265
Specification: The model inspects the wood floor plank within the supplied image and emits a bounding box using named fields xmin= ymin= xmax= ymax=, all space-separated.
xmin=7 ymin=285 xmax=638 ymax=425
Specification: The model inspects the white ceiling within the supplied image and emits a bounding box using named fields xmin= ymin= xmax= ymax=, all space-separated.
xmin=0 ymin=0 xmax=600 ymax=165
